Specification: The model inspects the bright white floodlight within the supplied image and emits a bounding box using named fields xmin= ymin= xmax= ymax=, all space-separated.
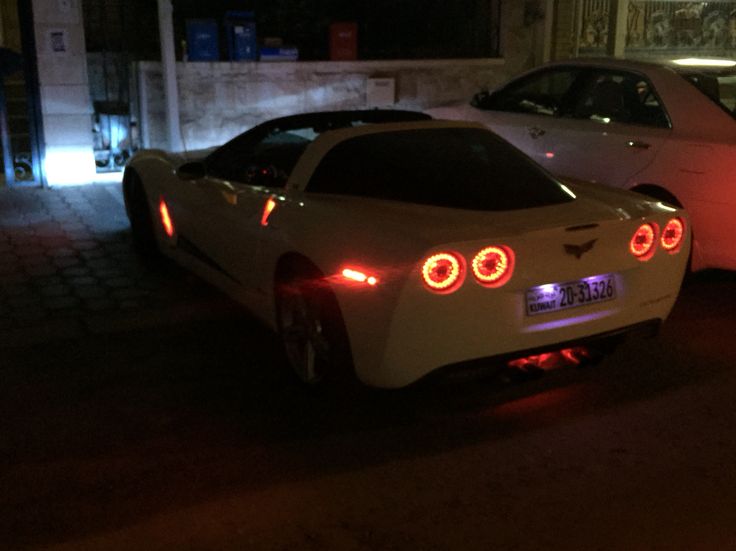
xmin=672 ymin=58 xmax=736 ymax=68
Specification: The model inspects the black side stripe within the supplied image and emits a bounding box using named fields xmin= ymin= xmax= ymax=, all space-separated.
xmin=176 ymin=234 xmax=242 ymax=285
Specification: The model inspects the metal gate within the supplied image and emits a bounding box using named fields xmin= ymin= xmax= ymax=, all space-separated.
xmin=572 ymin=0 xmax=736 ymax=58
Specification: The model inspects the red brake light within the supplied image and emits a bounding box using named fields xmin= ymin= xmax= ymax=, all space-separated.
xmin=661 ymin=218 xmax=684 ymax=252
xmin=159 ymin=197 xmax=175 ymax=238
xmin=421 ymin=252 xmax=463 ymax=292
xmin=630 ymin=223 xmax=656 ymax=260
xmin=471 ymin=245 xmax=514 ymax=287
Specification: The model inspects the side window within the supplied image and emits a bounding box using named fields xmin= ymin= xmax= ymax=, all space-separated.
xmin=247 ymin=132 xmax=311 ymax=187
xmin=571 ymin=71 xmax=670 ymax=128
xmin=206 ymin=130 xmax=310 ymax=187
xmin=682 ymin=72 xmax=736 ymax=117
xmin=484 ymin=68 xmax=582 ymax=116
xmin=716 ymin=75 xmax=736 ymax=113
xmin=205 ymin=136 xmax=254 ymax=182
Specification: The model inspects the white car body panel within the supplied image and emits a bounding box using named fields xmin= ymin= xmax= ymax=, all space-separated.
xmin=529 ymin=118 xmax=669 ymax=186
xmin=428 ymin=104 xmax=668 ymax=186
xmin=126 ymin=119 xmax=690 ymax=388
xmin=428 ymin=58 xmax=736 ymax=272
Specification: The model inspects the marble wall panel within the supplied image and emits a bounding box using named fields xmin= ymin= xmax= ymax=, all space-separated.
xmin=138 ymin=58 xmax=516 ymax=151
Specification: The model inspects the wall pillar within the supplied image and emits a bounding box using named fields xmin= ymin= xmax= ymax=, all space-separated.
xmin=606 ymin=0 xmax=628 ymax=57
xmin=32 ymin=0 xmax=96 ymax=186
xmin=157 ymin=0 xmax=182 ymax=152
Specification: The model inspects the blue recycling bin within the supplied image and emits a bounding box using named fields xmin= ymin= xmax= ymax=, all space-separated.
xmin=225 ymin=11 xmax=257 ymax=61
xmin=186 ymin=19 xmax=219 ymax=61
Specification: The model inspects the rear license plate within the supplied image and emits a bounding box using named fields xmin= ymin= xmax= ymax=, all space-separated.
xmin=526 ymin=274 xmax=616 ymax=316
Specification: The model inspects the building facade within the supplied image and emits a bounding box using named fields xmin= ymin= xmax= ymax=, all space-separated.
xmin=1 ymin=0 xmax=735 ymax=187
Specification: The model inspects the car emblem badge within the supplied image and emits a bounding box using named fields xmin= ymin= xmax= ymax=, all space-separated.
xmin=564 ymin=239 xmax=597 ymax=259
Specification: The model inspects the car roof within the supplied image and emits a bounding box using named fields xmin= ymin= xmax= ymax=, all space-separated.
xmin=536 ymin=57 xmax=676 ymax=76
xmin=252 ymin=109 xmax=432 ymax=134
xmin=541 ymin=56 xmax=736 ymax=75
xmin=547 ymin=56 xmax=663 ymax=69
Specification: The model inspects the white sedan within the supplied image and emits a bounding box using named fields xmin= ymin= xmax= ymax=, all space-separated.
xmin=428 ymin=57 xmax=736 ymax=272
xmin=123 ymin=111 xmax=690 ymax=388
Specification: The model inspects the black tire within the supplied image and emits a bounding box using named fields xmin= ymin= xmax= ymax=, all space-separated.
xmin=124 ymin=171 xmax=161 ymax=260
xmin=274 ymin=264 xmax=354 ymax=387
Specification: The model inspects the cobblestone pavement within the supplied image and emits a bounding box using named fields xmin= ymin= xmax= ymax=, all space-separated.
xmin=0 ymin=183 xmax=238 ymax=346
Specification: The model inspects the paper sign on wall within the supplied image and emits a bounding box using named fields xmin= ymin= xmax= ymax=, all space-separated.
xmin=49 ymin=29 xmax=69 ymax=55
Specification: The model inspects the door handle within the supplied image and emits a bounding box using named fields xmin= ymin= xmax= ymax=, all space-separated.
xmin=528 ymin=126 xmax=546 ymax=139
xmin=626 ymin=140 xmax=650 ymax=149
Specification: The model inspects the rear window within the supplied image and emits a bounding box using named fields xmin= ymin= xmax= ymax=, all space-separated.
xmin=679 ymin=70 xmax=736 ymax=118
xmin=306 ymin=128 xmax=574 ymax=211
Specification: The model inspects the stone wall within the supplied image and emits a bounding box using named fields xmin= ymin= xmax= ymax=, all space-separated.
xmin=138 ymin=58 xmax=513 ymax=151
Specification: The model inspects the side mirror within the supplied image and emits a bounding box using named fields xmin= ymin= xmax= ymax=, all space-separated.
xmin=177 ymin=161 xmax=206 ymax=180
xmin=471 ymin=89 xmax=496 ymax=110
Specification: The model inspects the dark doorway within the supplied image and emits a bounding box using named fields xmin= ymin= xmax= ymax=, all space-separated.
xmin=82 ymin=0 xmax=156 ymax=175
xmin=0 ymin=0 xmax=45 ymax=188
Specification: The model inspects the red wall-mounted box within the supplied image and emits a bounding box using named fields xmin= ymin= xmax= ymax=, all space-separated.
xmin=329 ymin=21 xmax=358 ymax=61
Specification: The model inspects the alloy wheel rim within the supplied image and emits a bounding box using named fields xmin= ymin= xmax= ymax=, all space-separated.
xmin=280 ymin=287 xmax=329 ymax=384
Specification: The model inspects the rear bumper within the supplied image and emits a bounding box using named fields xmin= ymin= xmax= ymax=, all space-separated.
xmin=340 ymin=262 xmax=680 ymax=388
xmin=427 ymin=318 xmax=660 ymax=381
xmin=336 ymin=211 xmax=689 ymax=388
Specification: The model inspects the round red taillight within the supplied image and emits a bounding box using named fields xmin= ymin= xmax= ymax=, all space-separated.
xmin=630 ymin=223 xmax=656 ymax=259
xmin=471 ymin=245 xmax=514 ymax=287
xmin=661 ymin=218 xmax=684 ymax=252
xmin=421 ymin=252 xmax=463 ymax=292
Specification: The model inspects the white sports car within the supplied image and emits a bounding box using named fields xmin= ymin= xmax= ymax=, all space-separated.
xmin=123 ymin=110 xmax=690 ymax=388
xmin=428 ymin=57 xmax=736 ymax=272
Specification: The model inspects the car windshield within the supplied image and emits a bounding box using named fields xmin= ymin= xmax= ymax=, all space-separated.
xmin=307 ymin=128 xmax=575 ymax=211
xmin=678 ymin=69 xmax=736 ymax=118
xmin=204 ymin=110 xmax=432 ymax=186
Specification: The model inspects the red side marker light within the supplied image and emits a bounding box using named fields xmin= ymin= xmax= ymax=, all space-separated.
xmin=260 ymin=196 xmax=277 ymax=227
xmin=630 ymin=223 xmax=656 ymax=260
xmin=342 ymin=268 xmax=378 ymax=286
xmin=159 ymin=197 xmax=175 ymax=237
xmin=471 ymin=245 xmax=514 ymax=287
xmin=421 ymin=252 xmax=463 ymax=292
xmin=661 ymin=218 xmax=684 ymax=252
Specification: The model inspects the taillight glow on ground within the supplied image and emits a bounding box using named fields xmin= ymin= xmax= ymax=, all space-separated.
xmin=508 ymin=346 xmax=590 ymax=370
